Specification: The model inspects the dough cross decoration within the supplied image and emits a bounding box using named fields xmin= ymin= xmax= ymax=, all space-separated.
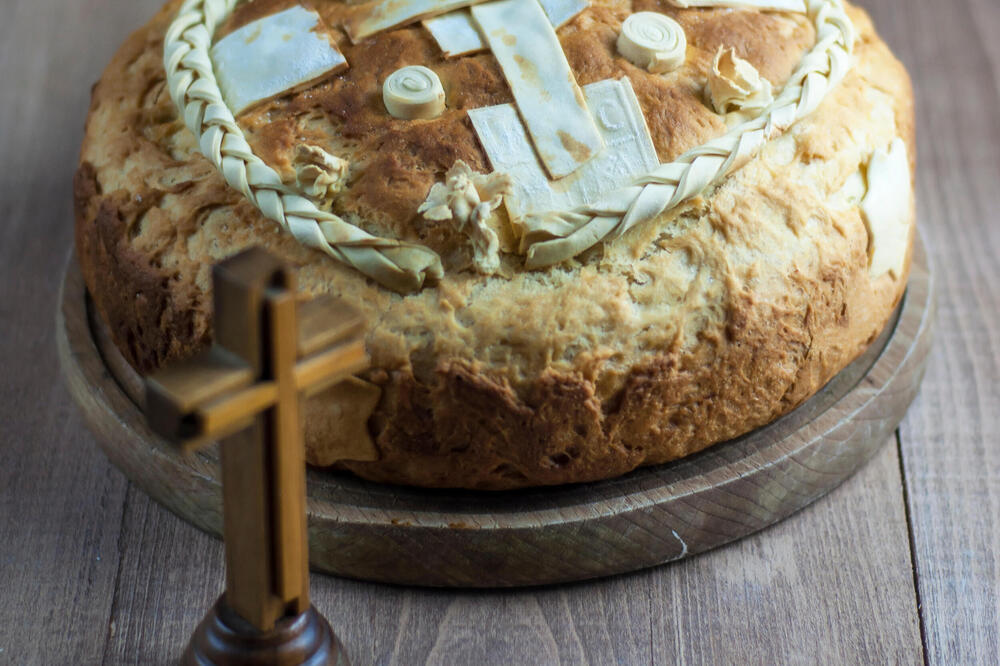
xmin=145 ymin=248 xmax=367 ymax=634
xmin=345 ymin=0 xmax=603 ymax=179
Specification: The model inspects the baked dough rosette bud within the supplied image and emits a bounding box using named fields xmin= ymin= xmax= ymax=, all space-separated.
xmin=293 ymin=145 xmax=349 ymax=208
xmin=706 ymin=46 xmax=775 ymax=115
xmin=617 ymin=12 xmax=687 ymax=74
xmin=383 ymin=66 xmax=447 ymax=120
xmin=419 ymin=161 xmax=512 ymax=275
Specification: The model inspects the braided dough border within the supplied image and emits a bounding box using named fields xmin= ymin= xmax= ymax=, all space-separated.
xmin=163 ymin=0 xmax=854 ymax=286
xmin=521 ymin=0 xmax=855 ymax=267
xmin=164 ymin=0 xmax=443 ymax=293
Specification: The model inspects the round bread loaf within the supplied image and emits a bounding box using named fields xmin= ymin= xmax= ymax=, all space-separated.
xmin=74 ymin=0 xmax=915 ymax=488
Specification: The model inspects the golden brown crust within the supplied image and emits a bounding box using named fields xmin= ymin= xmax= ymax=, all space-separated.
xmin=75 ymin=1 xmax=915 ymax=488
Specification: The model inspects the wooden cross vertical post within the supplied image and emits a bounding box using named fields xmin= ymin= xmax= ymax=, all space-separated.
xmin=145 ymin=248 xmax=365 ymax=665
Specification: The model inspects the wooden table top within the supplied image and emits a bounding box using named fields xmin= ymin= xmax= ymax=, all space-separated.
xmin=1 ymin=0 xmax=997 ymax=663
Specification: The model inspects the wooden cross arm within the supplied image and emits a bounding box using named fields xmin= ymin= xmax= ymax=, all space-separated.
xmin=296 ymin=295 xmax=365 ymax=357
xmin=146 ymin=295 xmax=367 ymax=452
xmin=145 ymin=345 xmax=252 ymax=445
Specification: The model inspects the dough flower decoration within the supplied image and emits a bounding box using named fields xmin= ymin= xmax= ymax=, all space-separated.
xmin=519 ymin=0 xmax=856 ymax=269
xmin=163 ymin=0 xmax=443 ymax=293
xmin=706 ymin=47 xmax=774 ymax=116
xmin=293 ymin=144 xmax=349 ymax=209
xmin=419 ymin=161 xmax=513 ymax=275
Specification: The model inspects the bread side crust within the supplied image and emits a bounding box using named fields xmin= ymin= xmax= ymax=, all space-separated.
xmin=74 ymin=2 xmax=914 ymax=488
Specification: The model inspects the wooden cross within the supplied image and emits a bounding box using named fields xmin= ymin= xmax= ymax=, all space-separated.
xmin=145 ymin=248 xmax=365 ymax=662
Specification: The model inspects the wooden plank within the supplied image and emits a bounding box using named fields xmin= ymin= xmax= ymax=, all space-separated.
xmin=0 ymin=0 xmax=164 ymax=662
xmin=99 ymin=487 xmax=226 ymax=665
xmin=371 ymin=442 xmax=919 ymax=664
xmin=969 ymin=0 xmax=1000 ymax=93
xmin=97 ymin=440 xmax=921 ymax=663
xmin=857 ymin=0 xmax=1000 ymax=662
xmin=0 ymin=394 xmax=128 ymax=665
xmin=96 ymin=484 xmax=395 ymax=664
xmin=650 ymin=440 xmax=922 ymax=663
xmin=346 ymin=575 xmax=655 ymax=664
xmin=89 ymin=486 xmax=657 ymax=664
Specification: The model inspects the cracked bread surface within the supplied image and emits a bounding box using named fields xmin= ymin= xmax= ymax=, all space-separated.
xmin=74 ymin=0 xmax=914 ymax=488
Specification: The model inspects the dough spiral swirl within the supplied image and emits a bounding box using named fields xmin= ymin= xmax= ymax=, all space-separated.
xmin=383 ymin=66 xmax=447 ymax=119
xmin=617 ymin=12 xmax=687 ymax=74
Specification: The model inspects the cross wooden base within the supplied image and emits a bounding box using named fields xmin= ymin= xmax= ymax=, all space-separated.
xmin=183 ymin=597 xmax=347 ymax=666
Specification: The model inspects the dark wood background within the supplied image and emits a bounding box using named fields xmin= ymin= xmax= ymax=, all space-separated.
xmin=1 ymin=0 xmax=997 ymax=662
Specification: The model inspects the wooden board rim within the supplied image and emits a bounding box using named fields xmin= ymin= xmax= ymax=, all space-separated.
xmin=57 ymin=234 xmax=934 ymax=587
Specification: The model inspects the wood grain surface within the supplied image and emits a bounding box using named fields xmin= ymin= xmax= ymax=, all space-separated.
xmin=866 ymin=1 xmax=1000 ymax=663
xmin=0 ymin=0 xmax=997 ymax=663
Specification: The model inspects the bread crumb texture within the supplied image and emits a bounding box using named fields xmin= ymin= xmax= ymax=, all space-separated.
xmin=75 ymin=0 xmax=914 ymax=488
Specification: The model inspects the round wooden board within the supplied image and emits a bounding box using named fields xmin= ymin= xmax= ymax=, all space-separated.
xmin=58 ymin=235 xmax=934 ymax=588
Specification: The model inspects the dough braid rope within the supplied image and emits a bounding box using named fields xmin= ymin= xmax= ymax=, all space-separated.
xmin=164 ymin=0 xmax=443 ymax=293
xmin=521 ymin=0 xmax=856 ymax=268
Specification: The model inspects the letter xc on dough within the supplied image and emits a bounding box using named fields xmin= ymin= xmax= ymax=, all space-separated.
xmin=470 ymin=78 xmax=658 ymax=219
